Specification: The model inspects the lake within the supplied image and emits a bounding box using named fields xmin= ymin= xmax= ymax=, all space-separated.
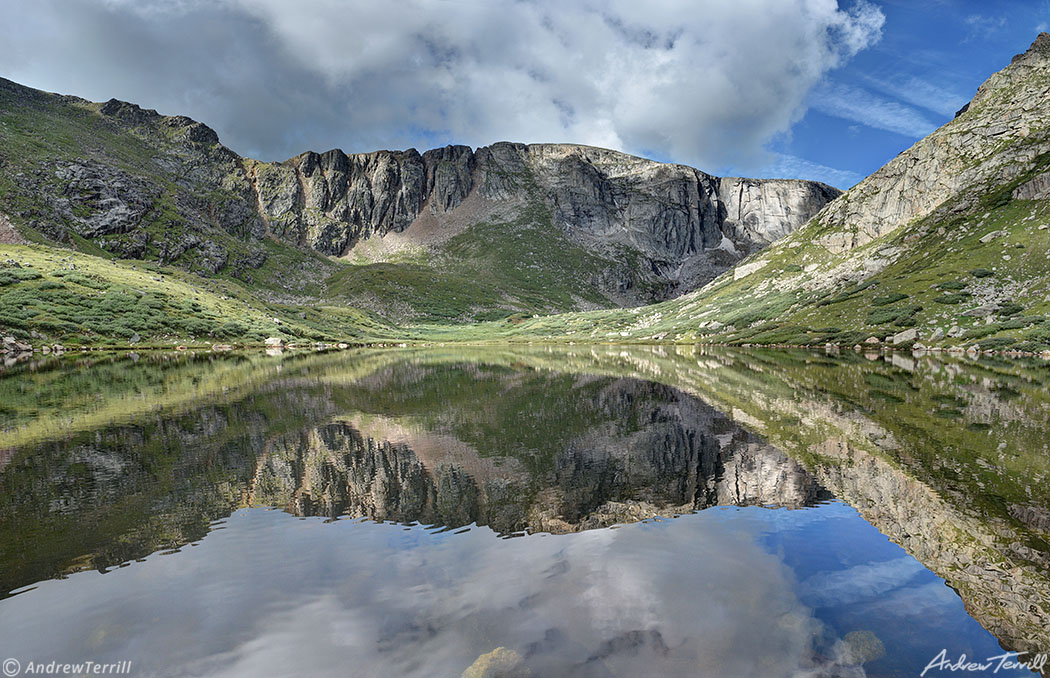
xmin=0 ymin=346 xmax=1047 ymax=677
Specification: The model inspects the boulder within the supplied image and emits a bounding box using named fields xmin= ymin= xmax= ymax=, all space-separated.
xmin=892 ymin=328 xmax=918 ymax=345
xmin=264 ymin=337 xmax=283 ymax=347
xmin=962 ymin=305 xmax=996 ymax=318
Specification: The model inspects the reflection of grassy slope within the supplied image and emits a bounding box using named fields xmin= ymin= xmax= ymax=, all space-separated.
xmin=326 ymin=364 xmax=646 ymax=473
xmin=0 ymin=349 xmax=394 ymax=450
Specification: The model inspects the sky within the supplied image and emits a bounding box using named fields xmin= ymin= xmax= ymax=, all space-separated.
xmin=0 ymin=0 xmax=1048 ymax=189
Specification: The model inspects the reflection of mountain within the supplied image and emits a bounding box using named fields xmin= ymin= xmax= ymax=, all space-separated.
xmin=249 ymin=374 xmax=829 ymax=532
xmin=0 ymin=364 xmax=827 ymax=598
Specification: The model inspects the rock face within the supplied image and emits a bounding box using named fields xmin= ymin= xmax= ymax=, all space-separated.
xmin=806 ymin=33 xmax=1050 ymax=254
xmin=250 ymin=141 xmax=840 ymax=294
xmin=0 ymin=75 xmax=838 ymax=301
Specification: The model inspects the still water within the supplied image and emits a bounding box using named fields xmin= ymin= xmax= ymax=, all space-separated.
xmin=0 ymin=346 xmax=1047 ymax=677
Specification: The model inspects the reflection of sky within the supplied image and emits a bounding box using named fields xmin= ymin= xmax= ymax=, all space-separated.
xmin=0 ymin=503 xmax=1034 ymax=678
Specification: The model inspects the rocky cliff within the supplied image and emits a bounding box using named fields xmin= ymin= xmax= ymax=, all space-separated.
xmin=0 ymin=76 xmax=838 ymax=312
xmin=250 ymin=141 xmax=839 ymax=296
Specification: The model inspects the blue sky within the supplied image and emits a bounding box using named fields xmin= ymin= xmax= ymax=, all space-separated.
xmin=745 ymin=0 xmax=1050 ymax=187
xmin=0 ymin=0 xmax=1047 ymax=189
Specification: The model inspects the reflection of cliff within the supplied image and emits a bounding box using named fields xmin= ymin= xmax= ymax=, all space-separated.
xmin=247 ymin=375 xmax=829 ymax=533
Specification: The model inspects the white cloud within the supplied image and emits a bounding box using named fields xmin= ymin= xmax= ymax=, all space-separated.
xmin=759 ymin=152 xmax=864 ymax=189
xmin=810 ymin=80 xmax=939 ymax=138
xmin=0 ymin=0 xmax=884 ymax=171
xmin=861 ymin=74 xmax=969 ymax=118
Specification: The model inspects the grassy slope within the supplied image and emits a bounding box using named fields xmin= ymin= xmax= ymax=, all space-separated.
xmin=0 ymin=244 xmax=400 ymax=346
xmin=324 ymin=202 xmax=621 ymax=323
xmin=0 ymin=79 xmax=654 ymax=327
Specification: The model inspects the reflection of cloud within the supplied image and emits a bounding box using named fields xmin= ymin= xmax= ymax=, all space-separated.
xmin=798 ymin=557 xmax=926 ymax=608
xmin=0 ymin=509 xmax=869 ymax=678
xmin=861 ymin=579 xmax=961 ymax=620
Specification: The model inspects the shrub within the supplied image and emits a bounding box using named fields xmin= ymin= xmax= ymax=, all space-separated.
xmin=867 ymin=303 xmax=923 ymax=326
xmin=872 ymin=293 xmax=909 ymax=306
xmin=978 ymin=337 xmax=1017 ymax=350
xmin=217 ymin=321 xmax=247 ymax=338
xmin=937 ymin=281 xmax=967 ymax=290
xmin=997 ymin=303 xmax=1023 ymax=317
xmin=963 ymin=325 xmax=1001 ymax=340
xmin=970 ymin=268 xmax=994 ymax=278
xmin=999 ymin=317 xmax=1035 ymax=330
xmin=1012 ymin=340 xmax=1050 ymax=352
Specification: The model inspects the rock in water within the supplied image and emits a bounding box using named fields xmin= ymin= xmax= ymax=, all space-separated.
xmin=461 ymin=648 xmax=530 ymax=678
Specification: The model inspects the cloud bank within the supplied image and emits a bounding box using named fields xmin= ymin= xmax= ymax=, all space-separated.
xmin=0 ymin=0 xmax=883 ymax=173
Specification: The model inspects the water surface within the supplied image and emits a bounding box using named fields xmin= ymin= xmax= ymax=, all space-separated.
xmin=0 ymin=347 xmax=1047 ymax=677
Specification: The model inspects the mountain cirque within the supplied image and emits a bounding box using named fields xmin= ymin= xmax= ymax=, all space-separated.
xmin=0 ymin=75 xmax=838 ymax=316
xmin=250 ymin=141 xmax=839 ymax=297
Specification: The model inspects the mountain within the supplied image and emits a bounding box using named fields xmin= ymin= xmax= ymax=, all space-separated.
xmin=0 ymin=76 xmax=836 ymax=338
xmin=498 ymin=34 xmax=1050 ymax=354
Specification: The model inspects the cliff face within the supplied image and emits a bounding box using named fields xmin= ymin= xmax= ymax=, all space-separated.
xmin=250 ymin=141 xmax=839 ymax=294
xmin=0 ymin=76 xmax=838 ymax=306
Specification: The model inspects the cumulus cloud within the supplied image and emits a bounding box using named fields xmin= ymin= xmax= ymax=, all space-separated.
xmin=0 ymin=0 xmax=883 ymax=171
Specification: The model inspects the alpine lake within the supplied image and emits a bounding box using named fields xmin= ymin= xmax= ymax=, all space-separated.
xmin=0 ymin=345 xmax=1048 ymax=678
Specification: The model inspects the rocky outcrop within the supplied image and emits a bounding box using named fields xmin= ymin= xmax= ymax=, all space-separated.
xmin=719 ymin=177 xmax=842 ymax=245
xmin=805 ymin=33 xmax=1050 ymax=254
